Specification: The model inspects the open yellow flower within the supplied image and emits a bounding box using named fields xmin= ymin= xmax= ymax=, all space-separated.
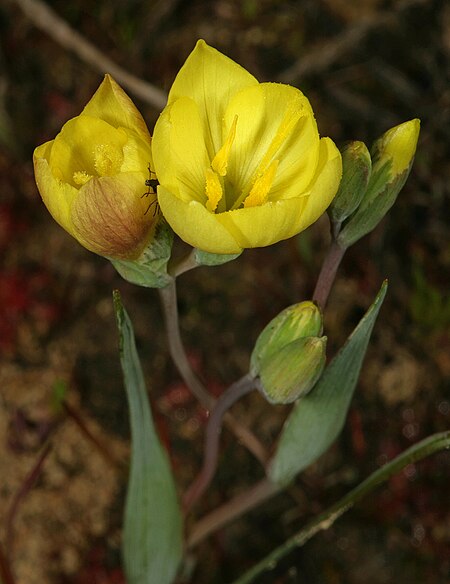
xmin=152 ymin=40 xmax=342 ymax=254
xmin=34 ymin=75 xmax=157 ymax=260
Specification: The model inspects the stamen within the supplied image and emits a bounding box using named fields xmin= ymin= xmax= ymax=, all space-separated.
xmin=93 ymin=143 xmax=124 ymax=176
xmin=73 ymin=170 xmax=92 ymax=186
xmin=244 ymin=159 xmax=279 ymax=208
xmin=211 ymin=115 xmax=238 ymax=177
xmin=205 ymin=168 xmax=223 ymax=212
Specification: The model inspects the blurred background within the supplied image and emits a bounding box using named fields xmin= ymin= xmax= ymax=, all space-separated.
xmin=0 ymin=0 xmax=449 ymax=582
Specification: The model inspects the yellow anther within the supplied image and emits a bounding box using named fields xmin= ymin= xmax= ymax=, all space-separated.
xmin=211 ymin=115 xmax=238 ymax=177
xmin=93 ymin=143 xmax=124 ymax=176
xmin=244 ymin=159 xmax=279 ymax=208
xmin=73 ymin=170 xmax=93 ymax=186
xmin=205 ymin=168 xmax=223 ymax=212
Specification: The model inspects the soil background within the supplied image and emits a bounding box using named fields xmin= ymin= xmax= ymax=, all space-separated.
xmin=0 ymin=0 xmax=449 ymax=583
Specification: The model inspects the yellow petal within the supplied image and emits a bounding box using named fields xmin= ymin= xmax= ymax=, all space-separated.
xmin=216 ymin=199 xmax=308 ymax=250
xmin=49 ymin=115 xmax=128 ymax=185
xmin=374 ymin=118 xmax=420 ymax=176
xmin=33 ymin=142 xmax=78 ymax=232
xmin=223 ymin=83 xmax=319 ymax=199
xmin=83 ymin=74 xmax=151 ymax=141
xmin=152 ymin=97 xmax=210 ymax=203
xmin=168 ymin=40 xmax=258 ymax=158
xmin=71 ymin=172 xmax=155 ymax=259
xmin=296 ymin=137 xmax=342 ymax=230
xmin=157 ymin=185 xmax=241 ymax=254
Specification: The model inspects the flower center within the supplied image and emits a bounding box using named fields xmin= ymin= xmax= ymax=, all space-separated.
xmin=204 ymin=99 xmax=303 ymax=213
xmin=72 ymin=142 xmax=124 ymax=187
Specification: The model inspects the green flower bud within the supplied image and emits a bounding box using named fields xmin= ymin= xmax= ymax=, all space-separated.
xmin=328 ymin=141 xmax=372 ymax=224
xmin=338 ymin=119 xmax=420 ymax=248
xmin=250 ymin=301 xmax=323 ymax=378
xmin=259 ymin=336 xmax=327 ymax=404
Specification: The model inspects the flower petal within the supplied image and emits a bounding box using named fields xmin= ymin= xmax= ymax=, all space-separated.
xmin=223 ymin=83 xmax=320 ymax=199
xmin=71 ymin=172 xmax=155 ymax=259
xmin=157 ymin=185 xmax=241 ymax=254
xmin=33 ymin=142 xmax=78 ymax=232
xmin=83 ymin=75 xmax=151 ymax=141
xmin=168 ymin=40 xmax=258 ymax=157
xmin=297 ymin=137 xmax=342 ymax=230
xmin=216 ymin=199 xmax=310 ymax=250
xmin=152 ymin=97 xmax=210 ymax=203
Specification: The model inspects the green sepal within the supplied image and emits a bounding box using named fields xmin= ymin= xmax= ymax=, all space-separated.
xmin=193 ymin=248 xmax=242 ymax=267
xmin=268 ymin=281 xmax=387 ymax=486
xmin=111 ymin=219 xmax=174 ymax=288
xmin=337 ymin=160 xmax=406 ymax=248
xmin=328 ymin=141 xmax=372 ymax=224
xmin=114 ymin=291 xmax=183 ymax=584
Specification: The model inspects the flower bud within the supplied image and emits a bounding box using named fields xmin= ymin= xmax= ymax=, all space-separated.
xmin=33 ymin=75 xmax=159 ymax=260
xmin=328 ymin=141 xmax=371 ymax=224
xmin=258 ymin=336 xmax=327 ymax=404
xmin=338 ymin=119 xmax=420 ymax=248
xmin=250 ymin=301 xmax=323 ymax=378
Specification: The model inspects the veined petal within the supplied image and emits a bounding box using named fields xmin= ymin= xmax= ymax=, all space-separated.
xmin=168 ymin=40 xmax=258 ymax=157
xmin=83 ymin=75 xmax=151 ymax=141
xmin=296 ymin=137 xmax=342 ymax=230
xmin=157 ymin=185 xmax=241 ymax=254
xmin=71 ymin=172 xmax=154 ymax=259
xmin=152 ymin=97 xmax=210 ymax=203
xmin=224 ymin=83 xmax=319 ymax=198
xmin=33 ymin=143 xmax=78 ymax=232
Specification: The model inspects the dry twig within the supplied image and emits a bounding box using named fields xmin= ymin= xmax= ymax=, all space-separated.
xmin=10 ymin=0 xmax=168 ymax=109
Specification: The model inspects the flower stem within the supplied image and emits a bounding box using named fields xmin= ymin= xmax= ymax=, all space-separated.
xmin=183 ymin=374 xmax=256 ymax=512
xmin=159 ymin=281 xmax=268 ymax=465
xmin=312 ymin=239 xmax=346 ymax=310
xmin=231 ymin=431 xmax=450 ymax=584
xmin=159 ymin=281 xmax=214 ymax=408
xmin=187 ymin=477 xmax=281 ymax=549
xmin=6 ymin=441 xmax=52 ymax=555
xmin=169 ymin=249 xmax=198 ymax=278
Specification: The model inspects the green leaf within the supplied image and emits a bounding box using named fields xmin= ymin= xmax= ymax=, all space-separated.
xmin=114 ymin=291 xmax=182 ymax=584
xmin=269 ymin=281 xmax=388 ymax=486
xmin=112 ymin=220 xmax=174 ymax=288
xmin=193 ymin=248 xmax=241 ymax=266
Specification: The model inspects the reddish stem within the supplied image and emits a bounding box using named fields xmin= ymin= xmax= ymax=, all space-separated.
xmin=183 ymin=374 xmax=255 ymax=512
xmin=312 ymin=239 xmax=346 ymax=310
xmin=6 ymin=442 xmax=52 ymax=554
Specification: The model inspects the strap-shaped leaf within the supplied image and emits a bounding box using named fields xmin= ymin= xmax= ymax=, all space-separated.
xmin=114 ymin=291 xmax=182 ymax=584
xmin=269 ymin=281 xmax=388 ymax=486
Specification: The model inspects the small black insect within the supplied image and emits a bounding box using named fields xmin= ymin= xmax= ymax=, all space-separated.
xmin=142 ymin=165 xmax=160 ymax=217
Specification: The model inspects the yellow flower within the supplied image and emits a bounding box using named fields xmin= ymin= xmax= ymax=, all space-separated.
xmin=152 ymin=40 xmax=342 ymax=254
xmin=33 ymin=75 xmax=157 ymax=260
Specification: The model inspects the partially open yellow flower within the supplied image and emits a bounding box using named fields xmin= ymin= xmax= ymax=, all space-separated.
xmin=34 ymin=75 xmax=157 ymax=260
xmin=152 ymin=40 xmax=342 ymax=254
